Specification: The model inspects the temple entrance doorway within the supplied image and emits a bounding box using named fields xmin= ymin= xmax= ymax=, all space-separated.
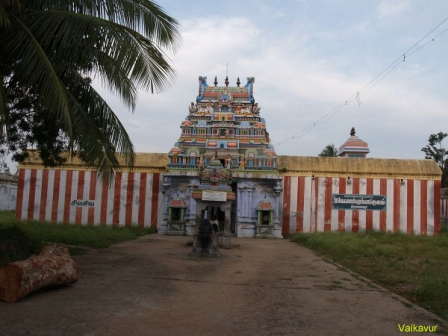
xmin=201 ymin=206 xmax=225 ymax=231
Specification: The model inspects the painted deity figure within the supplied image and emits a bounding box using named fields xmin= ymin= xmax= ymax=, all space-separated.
xmin=225 ymin=155 xmax=232 ymax=169
xmin=198 ymin=155 xmax=205 ymax=168
xmin=235 ymin=103 xmax=242 ymax=114
xmin=238 ymin=156 xmax=245 ymax=170
xmin=211 ymin=152 xmax=218 ymax=164
xmin=253 ymin=103 xmax=260 ymax=114
xmin=206 ymin=101 xmax=213 ymax=113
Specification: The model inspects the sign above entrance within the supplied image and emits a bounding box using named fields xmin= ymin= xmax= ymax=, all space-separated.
xmin=202 ymin=191 xmax=227 ymax=202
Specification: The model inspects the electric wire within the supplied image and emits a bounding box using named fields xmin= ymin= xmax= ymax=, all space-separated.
xmin=275 ymin=17 xmax=448 ymax=147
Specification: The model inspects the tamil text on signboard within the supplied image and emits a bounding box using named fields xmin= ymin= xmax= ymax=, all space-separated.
xmin=332 ymin=194 xmax=386 ymax=211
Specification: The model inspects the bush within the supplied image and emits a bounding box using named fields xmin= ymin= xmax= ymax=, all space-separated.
xmin=0 ymin=225 xmax=42 ymax=267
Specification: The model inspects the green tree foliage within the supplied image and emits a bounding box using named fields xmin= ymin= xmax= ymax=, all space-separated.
xmin=0 ymin=0 xmax=180 ymax=180
xmin=421 ymin=132 xmax=448 ymax=187
xmin=318 ymin=144 xmax=338 ymax=157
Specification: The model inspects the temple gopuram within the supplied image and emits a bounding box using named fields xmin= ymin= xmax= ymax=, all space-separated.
xmin=163 ymin=76 xmax=282 ymax=239
xmin=15 ymin=76 xmax=443 ymax=238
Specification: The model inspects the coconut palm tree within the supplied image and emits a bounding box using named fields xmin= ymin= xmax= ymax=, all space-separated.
xmin=0 ymin=0 xmax=180 ymax=180
xmin=318 ymin=144 xmax=338 ymax=157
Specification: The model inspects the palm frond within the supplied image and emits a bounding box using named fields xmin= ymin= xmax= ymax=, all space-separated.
xmin=0 ymin=0 xmax=22 ymax=27
xmin=1 ymin=0 xmax=180 ymax=178
xmin=0 ymin=76 xmax=8 ymax=135
xmin=24 ymin=10 xmax=175 ymax=96
xmin=24 ymin=0 xmax=181 ymax=52
xmin=62 ymin=68 xmax=135 ymax=182
xmin=3 ymin=15 xmax=74 ymax=137
xmin=0 ymin=3 xmax=10 ymax=27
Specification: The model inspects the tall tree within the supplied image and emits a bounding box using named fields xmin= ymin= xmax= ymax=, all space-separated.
xmin=318 ymin=144 xmax=338 ymax=157
xmin=0 ymin=0 xmax=180 ymax=180
xmin=421 ymin=132 xmax=448 ymax=187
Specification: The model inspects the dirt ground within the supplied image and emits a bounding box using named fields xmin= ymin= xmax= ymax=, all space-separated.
xmin=0 ymin=235 xmax=446 ymax=336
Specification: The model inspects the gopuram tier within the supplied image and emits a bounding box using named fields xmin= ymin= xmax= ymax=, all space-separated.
xmin=161 ymin=76 xmax=283 ymax=240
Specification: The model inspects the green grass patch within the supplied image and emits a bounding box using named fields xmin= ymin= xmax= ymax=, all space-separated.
xmin=291 ymin=227 xmax=448 ymax=321
xmin=0 ymin=211 xmax=156 ymax=267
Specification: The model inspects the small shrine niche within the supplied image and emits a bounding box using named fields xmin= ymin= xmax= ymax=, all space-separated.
xmin=259 ymin=210 xmax=272 ymax=225
xmin=170 ymin=208 xmax=182 ymax=221
xmin=255 ymin=199 xmax=274 ymax=239
xmin=166 ymin=198 xmax=187 ymax=236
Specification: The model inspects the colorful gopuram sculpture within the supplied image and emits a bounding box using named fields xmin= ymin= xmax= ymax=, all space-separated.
xmin=168 ymin=76 xmax=277 ymax=172
xmin=163 ymin=76 xmax=282 ymax=239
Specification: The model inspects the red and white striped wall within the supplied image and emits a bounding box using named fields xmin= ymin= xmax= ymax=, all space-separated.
xmin=441 ymin=196 xmax=448 ymax=221
xmin=282 ymin=176 xmax=441 ymax=236
xmin=16 ymin=169 xmax=163 ymax=228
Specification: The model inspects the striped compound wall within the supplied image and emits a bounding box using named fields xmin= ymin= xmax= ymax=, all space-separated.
xmin=282 ymin=176 xmax=441 ymax=236
xmin=15 ymin=165 xmax=442 ymax=236
xmin=16 ymin=169 xmax=162 ymax=228
xmin=441 ymin=192 xmax=448 ymax=222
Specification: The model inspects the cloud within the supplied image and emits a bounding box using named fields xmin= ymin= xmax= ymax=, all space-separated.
xmin=377 ymin=1 xmax=410 ymax=20
xmin=92 ymin=8 xmax=448 ymax=161
xmin=257 ymin=3 xmax=289 ymax=19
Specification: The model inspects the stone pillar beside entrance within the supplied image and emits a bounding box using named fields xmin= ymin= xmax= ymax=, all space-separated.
xmin=273 ymin=181 xmax=283 ymax=238
xmin=243 ymin=186 xmax=256 ymax=237
xmin=186 ymin=183 xmax=198 ymax=235
xmin=219 ymin=204 xmax=232 ymax=248
xmin=159 ymin=177 xmax=171 ymax=235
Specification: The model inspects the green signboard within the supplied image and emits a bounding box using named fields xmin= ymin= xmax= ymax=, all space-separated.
xmin=332 ymin=194 xmax=387 ymax=211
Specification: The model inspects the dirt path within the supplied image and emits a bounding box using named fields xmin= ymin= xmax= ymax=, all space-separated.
xmin=0 ymin=235 xmax=446 ymax=336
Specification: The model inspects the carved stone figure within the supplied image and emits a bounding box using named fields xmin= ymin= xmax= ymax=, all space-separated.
xmin=188 ymin=102 xmax=197 ymax=113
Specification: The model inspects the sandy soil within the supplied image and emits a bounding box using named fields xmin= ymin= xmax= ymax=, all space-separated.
xmin=0 ymin=235 xmax=446 ymax=336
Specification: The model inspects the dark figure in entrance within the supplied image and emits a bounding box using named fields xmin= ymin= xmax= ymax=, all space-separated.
xmin=198 ymin=218 xmax=213 ymax=249
xmin=262 ymin=214 xmax=270 ymax=224
xmin=210 ymin=216 xmax=220 ymax=233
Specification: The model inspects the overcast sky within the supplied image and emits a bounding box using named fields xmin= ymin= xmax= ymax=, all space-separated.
xmin=97 ymin=0 xmax=448 ymax=160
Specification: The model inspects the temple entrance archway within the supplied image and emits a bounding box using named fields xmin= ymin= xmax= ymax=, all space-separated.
xmin=201 ymin=205 xmax=226 ymax=231
xmin=195 ymin=200 xmax=232 ymax=247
